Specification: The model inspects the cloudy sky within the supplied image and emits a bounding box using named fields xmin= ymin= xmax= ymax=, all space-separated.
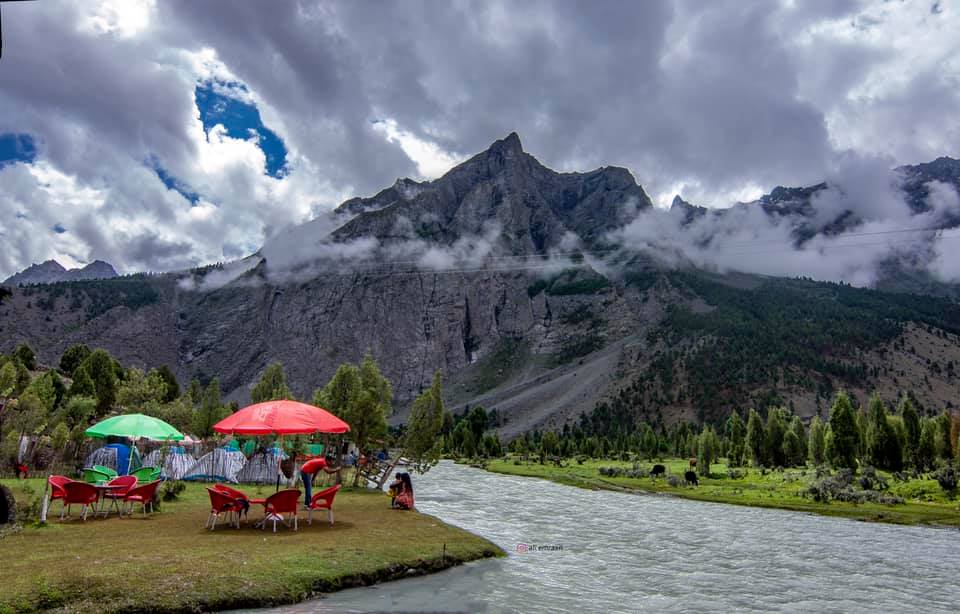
xmin=0 ymin=0 xmax=957 ymax=279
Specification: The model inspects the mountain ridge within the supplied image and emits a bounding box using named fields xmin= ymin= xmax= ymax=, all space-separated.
xmin=2 ymin=135 xmax=960 ymax=437
xmin=3 ymin=259 xmax=118 ymax=286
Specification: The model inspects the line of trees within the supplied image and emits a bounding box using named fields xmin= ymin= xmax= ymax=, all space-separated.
xmin=1 ymin=343 xmax=449 ymax=479
xmin=489 ymin=391 xmax=959 ymax=477
xmin=0 ymin=342 xmax=237 ymax=470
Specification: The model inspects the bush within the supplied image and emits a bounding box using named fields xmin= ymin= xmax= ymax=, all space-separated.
xmin=160 ymin=480 xmax=186 ymax=502
xmin=806 ymin=468 xmax=903 ymax=505
xmin=857 ymin=466 xmax=889 ymax=491
xmin=15 ymin=484 xmax=41 ymax=523
xmin=934 ymin=463 xmax=957 ymax=494
xmin=575 ymin=455 xmax=587 ymax=465
xmin=727 ymin=469 xmax=746 ymax=480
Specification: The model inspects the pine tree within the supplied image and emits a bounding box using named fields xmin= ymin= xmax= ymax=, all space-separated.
xmin=642 ymin=424 xmax=658 ymax=461
xmin=404 ymin=371 xmax=445 ymax=473
xmin=782 ymin=430 xmax=803 ymax=467
xmin=79 ymin=349 xmax=118 ymax=417
xmin=59 ymin=344 xmax=91 ymax=377
xmin=865 ymin=394 xmax=902 ymax=471
xmin=697 ymin=427 xmax=718 ymax=476
xmin=765 ymin=408 xmax=788 ymax=467
xmin=746 ymin=409 xmax=764 ymax=466
xmin=251 ymin=362 xmax=292 ymax=403
xmin=935 ymin=412 xmax=954 ymax=461
xmin=193 ymin=378 xmax=227 ymax=439
xmin=727 ymin=410 xmax=746 ymax=467
xmin=827 ymin=391 xmax=859 ymax=470
xmin=789 ymin=416 xmax=807 ymax=463
xmin=917 ymin=418 xmax=936 ymax=471
xmin=69 ymin=366 xmax=96 ymax=399
xmin=899 ymin=397 xmax=920 ymax=467
xmin=13 ymin=344 xmax=36 ymax=371
xmin=314 ymin=364 xmax=361 ymax=416
xmin=808 ymin=415 xmax=826 ymax=465
xmin=155 ymin=365 xmax=180 ymax=403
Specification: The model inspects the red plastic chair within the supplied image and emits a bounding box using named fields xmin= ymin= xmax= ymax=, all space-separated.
xmin=62 ymin=481 xmax=99 ymax=521
xmin=261 ymin=489 xmax=301 ymax=532
xmin=101 ymin=476 xmax=137 ymax=517
xmin=122 ymin=480 xmax=161 ymax=517
xmin=205 ymin=487 xmax=244 ymax=530
xmin=212 ymin=484 xmax=254 ymax=524
xmin=213 ymin=484 xmax=250 ymax=501
xmin=48 ymin=475 xmax=71 ymax=519
xmin=307 ymin=484 xmax=341 ymax=526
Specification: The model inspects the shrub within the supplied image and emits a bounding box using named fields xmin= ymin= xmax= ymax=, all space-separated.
xmin=575 ymin=455 xmax=587 ymax=465
xmin=160 ymin=480 xmax=186 ymax=502
xmin=15 ymin=484 xmax=41 ymax=524
xmin=857 ymin=466 xmax=889 ymax=491
xmin=727 ymin=469 xmax=746 ymax=480
xmin=934 ymin=463 xmax=957 ymax=494
xmin=806 ymin=468 xmax=903 ymax=505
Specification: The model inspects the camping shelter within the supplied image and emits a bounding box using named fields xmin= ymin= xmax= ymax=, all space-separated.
xmin=85 ymin=414 xmax=184 ymax=474
xmin=236 ymin=446 xmax=288 ymax=484
xmin=213 ymin=399 xmax=350 ymax=490
xmin=143 ymin=446 xmax=196 ymax=480
xmin=83 ymin=443 xmax=141 ymax=475
xmin=183 ymin=447 xmax=247 ymax=483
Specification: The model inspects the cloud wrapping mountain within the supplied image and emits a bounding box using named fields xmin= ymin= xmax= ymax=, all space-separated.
xmin=1 ymin=0 xmax=958 ymax=280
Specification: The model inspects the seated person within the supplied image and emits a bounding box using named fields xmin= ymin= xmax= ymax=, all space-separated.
xmin=300 ymin=455 xmax=341 ymax=504
xmin=394 ymin=472 xmax=414 ymax=510
xmin=386 ymin=472 xmax=402 ymax=508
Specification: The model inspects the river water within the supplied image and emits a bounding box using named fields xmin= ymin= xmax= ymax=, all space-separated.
xmin=259 ymin=461 xmax=960 ymax=613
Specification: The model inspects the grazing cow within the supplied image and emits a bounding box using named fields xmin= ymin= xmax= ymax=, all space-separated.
xmin=650 ymin=464 xmax=666 ymax=479
xmin=684 ymin=470 xmax=699 ymax=486
xmin=688 ymin=458 xmax=697 ymax=468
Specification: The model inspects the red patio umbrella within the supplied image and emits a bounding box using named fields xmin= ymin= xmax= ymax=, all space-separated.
xmin=213 ymin=400 xmax=350 ymax=436
xmin=213 ymin=400 xmax=350 ymax=492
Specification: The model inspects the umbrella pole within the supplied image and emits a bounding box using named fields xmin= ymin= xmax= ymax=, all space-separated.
xmin=275 ymin=435 xmax=283 ymax=492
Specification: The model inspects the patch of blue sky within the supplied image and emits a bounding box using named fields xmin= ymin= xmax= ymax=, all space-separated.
xmin=195 ymin=80 xmax=289 ymax=178
xmin=0 ymin=133 xmax=37 ymax=168
xmin=147 ymin=154 xmax=200 ymax=204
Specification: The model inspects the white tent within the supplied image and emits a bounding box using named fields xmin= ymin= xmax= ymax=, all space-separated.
xmin=143 ymin=447 xmax=196 ymax=481
xmin=236 ymin=447 xmax=287 ymax=484
xmin=83 ymin=446 xmax=117 ymax=471
xmin=183 ymin=447 xmax=246 ymax=483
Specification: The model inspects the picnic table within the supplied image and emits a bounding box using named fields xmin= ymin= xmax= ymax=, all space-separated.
xmin=92 ymin=483 xmax=128 ymax=518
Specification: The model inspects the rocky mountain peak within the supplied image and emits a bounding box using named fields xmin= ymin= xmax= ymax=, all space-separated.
xmin=3 ymin=259 xmax=118 ymax=286
xmin=322 ymin=133 xmax=653 ymax=254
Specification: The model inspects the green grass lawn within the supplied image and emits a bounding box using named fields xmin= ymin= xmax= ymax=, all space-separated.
xmin=0 ymin=479 xmax=501 ymax=613
xmin=484 ymin=457 xmax=960 ymax=527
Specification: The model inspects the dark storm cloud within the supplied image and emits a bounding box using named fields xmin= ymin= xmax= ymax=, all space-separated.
xmin=154 ymin=0 xmax=855 ymax=199
xmin=0 ymin=0 xmax=957 ymax=280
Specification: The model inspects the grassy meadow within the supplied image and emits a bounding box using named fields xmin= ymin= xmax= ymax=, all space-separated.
xmin=483 ymin=457 xmax=960 ymax=527
xmin=0 ymin=479 xmax=501 ymax=613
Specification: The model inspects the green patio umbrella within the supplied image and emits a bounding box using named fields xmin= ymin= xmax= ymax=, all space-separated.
xmin=86 ymin=414 xmax=184 ymax=474
xmin=86 ymin=414 xmax=185 ymax=442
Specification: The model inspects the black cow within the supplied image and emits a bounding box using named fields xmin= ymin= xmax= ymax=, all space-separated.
xmin=650 ymin=464 xmax=666 ymax=479
xmin=684 ymin=470 xmax=699 ymax=486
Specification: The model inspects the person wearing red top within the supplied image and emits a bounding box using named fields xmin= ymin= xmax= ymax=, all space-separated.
xmin=300 ymin=455 xmax=340 ymax=503
xmin=394 ymin=472 xmax=414 ymax=510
